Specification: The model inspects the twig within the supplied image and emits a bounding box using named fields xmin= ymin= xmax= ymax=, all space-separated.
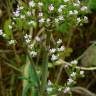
xmin=0 ymin=63 xmax=6 ymax=96
xmin=55 ymin=59 xmax=96 ymax=71
xmin=4 ymin=62 xmax=21 ymax=72
xmin=0 ymin=55 xmax=21 ymax=72
xmin=71 ymin=86 xmax=96 ymax=96
xmin=87 ymin=79 xmax=96 ymax=89
xmin=0 ymin=50 xmax=13 ymax=53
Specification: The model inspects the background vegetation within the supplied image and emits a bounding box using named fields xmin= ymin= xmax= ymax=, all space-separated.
xmin=0 ymin=0 xmax=96 ymax=96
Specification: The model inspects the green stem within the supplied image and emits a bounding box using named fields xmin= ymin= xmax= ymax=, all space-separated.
xmin=55 ymin=59 xmax=96 ymax=71
xmin=41 ymin=48 xmax=48 ymax=95
xmin=55 ymin=29 xmax=73 ymax=84
xmin=41 ymin=30 xmax=51 ymax=95
xmin=25 ymin=48 xmax=40 ymax=87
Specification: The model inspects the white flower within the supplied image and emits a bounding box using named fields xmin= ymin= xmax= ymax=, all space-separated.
xmin=60 ymin=5 xmax=65 ymax=9
xmin=58 ymin=46 xmax=65 ymax=51
xmin=8 ymin=25 xmax=12 ymax=29
xmin=28 ymin=44 xmax=34 ymax=49
xmin=0 ymin=29 xmax=3 ymax=35
xmin=46 ymin=18 xmax=50 ymax=23
xmin=8 ymin=40 xmax=16 ymax=45
xmin=55 ymin=18 xmax=59 ymax=23
xmin=70 ymin=72 xmax=76 ymax=77
xmin=58 ymin=88 xmax=62 ymax=91
xmin=29 ymin=1 xmax=35 ymax=7
xmin=27 ymin=11 xmax=31 ymax=16
xmin=48 ymin=80 xmax=52 ymax=86
xmin=24 ymin=34 xmax=29 ymax=39
xmin=77 ymin=17 xmax=81 ymax=23
xmin=67 ymin=78 xmax=74 ymax=85
xmin=57 ymin=39 xmax=62 ymax=44
xmin=47 ymin=87 xmax=53 ymax=93
xmin=49 ymin=4 xmax=54 ymax=11
xmin=25 ymin=39 xmax=31 ymax=43
xmin=49 ymin=48 xmax=56 ymax=53
xmin=58 ymin=5 xmax=66 ymax=13
xmin=28 ymin=35 xmax=32 ymax=39
xmin=69 ymin=11 xmax=74 ymax=15
xmin=64 ymin=0 xmax=69 ymax=2
xmin=13 ymin=10 xmax=20 ymax=17
xmin=30 ymin=51 xmax=37 ymax=57
xmin=13 ymin=17 xmax=16 ymax=20
xmin=24 ymin=34 xmax=32 ymax=39
xmin=74 ymin=10 xmax=78 ymax=14
xmin=24 ymin=34 xmax=32 ymax=43
xmin=20 ymin=15 xmax=25 ymax=19
xmin=80 ymin=71 xmax=84 ymax=75
xmin=81 ymin=6 xmax=88 ymax=11
xmin=84 ymin=16 xmax=88 ymax=22
xmin=69 ymin=10 xmax=78 ymax=15
xmin=51 ymin=54 xmax=58 ymax=61
xmin=58 ymin=5 xmax=65 ymax=12
xmin=60 ymin=46 xmax=65 ymax=51
xmin=63 ymin=87 xmax=70 ymax=93
xmin=38 ymin=2 xmax=43 ymax=7
xmin=58 ymin=16 xmax=64 ymax=20
xmin=71 ymin=60 xmax=78 ymax=65
xmin=64 ymin=64 xmax=69 ymax=68
xmin=76 ymin=0 xmax=80 ymax=4
xmin=17 ymin=6 xmax=24 ymax=10
xmin=2 ymin=34 xmax=6 ymax=37
xmin=39 ymin=18 xmax=45 ymax=23
xmin=28 ymin=20 xmax=35 ymax=25
xmin=35 ymin=36 xmax=41 ymax=42
xmin=58 ymin=8 xmax=62 ymax=13
xmin=12 ymin=22 xmax=15 ymax=25
xmin=73 ymin=3 xmax=79 ymax=7
xmin=19 ymin=6 xmax=24 ymax=10
xmin=38 ymin=12 xmax=43 ymax=17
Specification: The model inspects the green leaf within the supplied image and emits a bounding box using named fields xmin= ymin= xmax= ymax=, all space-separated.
xmin=3 ymin=19 xmax=12 ymax=38
xmin=31 ymin=87 xmax=38 ymax=96
xmin=16 ymin=18 xmax=23 ymax=30
xmin=81 ymin=44 xmax=96 ymax=67
xmin=57 ymin=22 xmax=69 ymax=33
xmin=28 ymin=63 xmax=38 ymax=87
xmin=88 ymin=0 xmax=96 ymax=11
xmin=22 ymin=83 xmax=32 ymax=96
xmin=18 ymin=76 xmax=28 ymax=80
xmin=22 ymin=57 xmax=39 ymax=96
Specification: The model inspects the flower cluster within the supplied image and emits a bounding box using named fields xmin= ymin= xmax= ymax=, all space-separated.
xmin=47 ymin=80 xmax=53 ymax=93
xmin=0 ymin=29 xmax=16 ymax=45
xmin=62 ymin=59 xmax=85 ymax=94
xmin=8 ymin=40 xmax=16 ymax=45
xmin=49 ymin=39 xmax=65 ymax=61
xmin=46 ymin=59 xmax=84 ymax=95
xmin=24 ymin=33 xmax=38 ymax=57
xmin=9 ymin=0 xmax=88 ymax=31
xmin=46 ymin=63 xmax=85 ymax=95
xmin=0 ymin=0 xmax=88 ymax=95
xmin=63 ymin=69 xmax=84 ymax=94
xmin=0 ymin=0 xmax=88 ymax=46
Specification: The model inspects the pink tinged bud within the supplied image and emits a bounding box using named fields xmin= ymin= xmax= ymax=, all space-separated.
xmin=0 ymin=29 xmax=3 ymax=35
xmin=63 ymin=87 xmax=70 ymax=93
xmin=49 ymin=4 xmax=54 ymax=11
